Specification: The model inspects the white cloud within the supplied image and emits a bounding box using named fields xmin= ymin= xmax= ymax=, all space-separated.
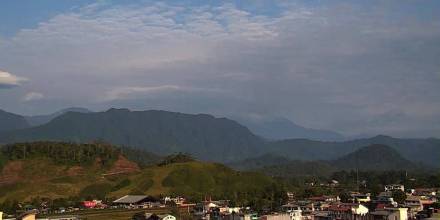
xmin=0 ymin=70 xmax=27 ymax=88
xmin=22 ymin=92 xmax=44 ymax=102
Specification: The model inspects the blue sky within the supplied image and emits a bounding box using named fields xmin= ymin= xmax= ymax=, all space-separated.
xmin=1 ymin=0 xmax=440 ymax=138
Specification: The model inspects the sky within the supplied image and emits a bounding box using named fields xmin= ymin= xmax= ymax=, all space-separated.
xmin=0 ymin=0 xmax=439 ymax=138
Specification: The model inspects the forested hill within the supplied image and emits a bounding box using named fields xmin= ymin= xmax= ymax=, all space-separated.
xmin=267 ymin=135 xmax=440 ymax=168
xmin=0 ymin=141 xmax=284 ymax=209
xmin=0 ymin=141 xmax=159 ymax=169
xmin=235 ymin=144 xmax=427 ymax=178
xmin=0 ymin=109 xmax=264 ymax=162
xmin=332 ymin=144 xmax=419 ymax=171
xmin=0 ymin=109 xmax=30 ymax=132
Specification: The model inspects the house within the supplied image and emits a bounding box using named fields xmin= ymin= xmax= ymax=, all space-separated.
xmin=132 ymin=213 xmax=176 ymax=220
xmin=375 ymin=192 xmax=398 ymax=207
xmin=351 ymin=193 xmax=371 ymax=203
xmin=384 ymin=184 xmax=405 ymax=192
xmin=281 ymin=204 xmax=304 ymax=220
xmin=312 ymin=211 xmax=331 ymax=220
xmin=413 ymin=188 xmax=438 ymax=197
xmin=38 ymin=216 xmax=80 ymax=220
xmin=286 ymin=192 xmax=295 ymax=202
xmin=328 ymin=203 xmax=369 ymax=220
xmin=113 ymin=195 xmax=157 ymax=208
xmin=244 ymin=213 xmax=258 ymax=220
xmin=163 ymin=196 xmax=186 ymax=206
xmin=260 ymin=213 xmax=291 ymax=220
xmin=368 ymin=207 xmax=408 ymax=220
xmin=17 ymin=210 xmax=38 ymax=220
xmin=404 ymin=198 xmax=423 ymax=220
xmin=308 ymin=196 xmax=339 ymax=203
xmin=284 ymin=201 xmax=315 ymax=213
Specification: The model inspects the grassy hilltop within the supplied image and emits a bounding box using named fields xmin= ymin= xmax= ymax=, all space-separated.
xmin=0 ymin=141 xmax=285 ymax=209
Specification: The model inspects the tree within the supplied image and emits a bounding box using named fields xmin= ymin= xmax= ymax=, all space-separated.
xmin=339 ymin=191 xmax=351 ymax=203
xmin=392 ymin=190 xmax=407 ymax=204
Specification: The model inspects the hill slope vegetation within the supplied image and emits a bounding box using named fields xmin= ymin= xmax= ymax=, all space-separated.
xmin=0 ymin=141 xmax=283 ymax=208
xmin=233 ymin=144 xmax=425 ymax=178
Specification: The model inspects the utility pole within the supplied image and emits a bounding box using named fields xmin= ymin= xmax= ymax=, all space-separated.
xmin=356 ymin=153 xmax=359 ymax=192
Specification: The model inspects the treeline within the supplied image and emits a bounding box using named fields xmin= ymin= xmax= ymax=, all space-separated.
xmin=276 ymin=170 xmax=440 ymax=200
xmin=331 ymin=170 xmax=440 ymax=193
xmin=0 ymin=141 xmax=162 ymax=168
xmin=0 ymin=141 xmax=119 ymax=167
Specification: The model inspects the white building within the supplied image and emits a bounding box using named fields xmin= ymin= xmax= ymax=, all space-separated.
xmin=385 ymin=184 xmax=405 ymax=192
xmin=369 ymin=208 xmax=408 ymax=220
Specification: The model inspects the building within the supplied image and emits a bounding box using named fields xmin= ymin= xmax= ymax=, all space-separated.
xmin=413 ymin=188 xmax=438 ymax=197
xmin=351 ymin=193 xmax=371 ymax=203
xmin=281 ymin=204 xmax=304 ymax=220
xmin=328 ymin=203 xmax=369 ymax=220
xmin=375 ymin=192 xmax=398 ymax=207
xmin=368 ymin=207 xmax=408 ymax=220
xmin=38 ymin=216 xmax=80 ymax=220
xmin=113 ymin=195 xmax=157 ymax=208
xmin=260 ymin=213 xmax=291 ymax=220
xmin=308 ymin=196 xmax=339 ymax=203
xmin=17 ymin=210 xmax=38 ymax=220
xmin=133 ymin=213 xmax=176 ymax=220
xmin=384 ymin=184 xmax=404 ymax=192
xmin=404 ymin=195 xmax=424 ymax=219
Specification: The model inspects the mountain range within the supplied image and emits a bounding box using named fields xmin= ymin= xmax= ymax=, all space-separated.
xmin=0 ymin=108 xmax=264 ymax=162
xmin=233 ymin=116 xmax=345 ymax=141
xmin=25 ymin=107 xmax=92 ymax=126
xmin=0 ymin=109 xmax=29 ymax=132
xmin=231 ymin=144 xmax=426 ymax=178
xmin=267 ymin=135 xmax=440 ymax=168
xmin=0 ymin=108 xmax=438 ymax=167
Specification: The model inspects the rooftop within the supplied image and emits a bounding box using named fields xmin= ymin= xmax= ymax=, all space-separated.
xmin=113 ymin=195 xmax=149 ymax=204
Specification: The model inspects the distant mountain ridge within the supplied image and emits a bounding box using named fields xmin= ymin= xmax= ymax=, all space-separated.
xmin=233 ymin=116 xmax=344 ymax=141
xmin=0 ymin=108 xmax=438 ymax=167
xmin=267 ymin=135 xmax=440 ymax=168
xmin=25 ymin=107 xmax=92 ymax=126
xmin=0 ymin=109 xmax=30 ymax=132
xmin=332 ymin=144 xmax=420 ymax=171
xmin=233 ymin=144 xmax=425 ymax=178
xmin=0 ymin=108 xmax=264 ymax=162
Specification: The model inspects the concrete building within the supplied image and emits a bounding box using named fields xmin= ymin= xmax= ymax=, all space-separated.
xmin=385 ymin=184 xmax=405 ymax=192
xmin=368 ymin=207 xmax=408 ymax=220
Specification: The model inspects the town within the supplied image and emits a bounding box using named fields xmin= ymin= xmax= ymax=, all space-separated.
xmin=1 ymin=183 xmax=438 ymax=220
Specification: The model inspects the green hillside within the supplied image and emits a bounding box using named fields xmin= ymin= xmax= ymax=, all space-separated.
xmin=267 ymin=135 xmax=440 ymax=168
xmin=332 ymin=144 xmax=420 ymax=171
xmin=0 ymin=142 xmax=285 ymax=209
xmin=233 ymin=144 xmax=428 ymax=179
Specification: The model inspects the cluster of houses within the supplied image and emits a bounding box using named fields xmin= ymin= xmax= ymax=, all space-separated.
xmin=272 ymin=185 xmax=439 ymax=220
xmin=1 ymin=185 xmax=438 ymax=220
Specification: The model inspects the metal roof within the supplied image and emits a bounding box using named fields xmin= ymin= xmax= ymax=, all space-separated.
xmin=113 ymin=195 xmax=149 ymax=204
